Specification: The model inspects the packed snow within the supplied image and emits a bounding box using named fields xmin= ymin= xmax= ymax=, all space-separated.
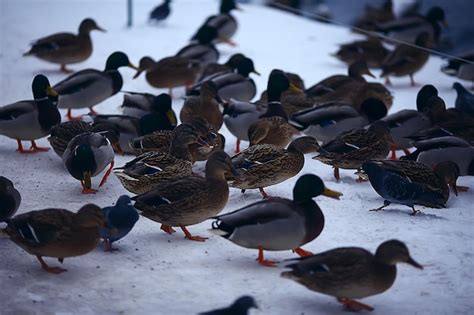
xmin=0 ymin=0 xmax=473 ymax=314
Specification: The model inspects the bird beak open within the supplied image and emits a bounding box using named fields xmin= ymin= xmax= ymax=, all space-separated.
xmin=322 ymin=187 xmax=343 ymax=200
xmin=289 ymin=83 xmax=303 ymax=93
xmin=47 ymin=86 xmax=58 ymax=97
xmin=83 ymin=171 xmax=92 ymax=189
xmin=406 ymin=256 xmax=423 ymax=269
xmin=133 ymin=69 xmax=143 ymax=79
xmin=128 ymin=63 xmax=139 ymax=71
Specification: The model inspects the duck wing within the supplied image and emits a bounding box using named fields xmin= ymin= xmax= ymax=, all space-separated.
xmin=27 ymin=33 xmax=78 ymax=54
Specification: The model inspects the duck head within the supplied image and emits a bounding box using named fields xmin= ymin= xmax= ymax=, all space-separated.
xmin=229 ymin=296 xmax=258 ymax=313
xmin=452 ymin=82 xmax=467 ymax=95
xmin=225 ymin=53 xmax=246 ymax=69
xmin=151 ymin=93 xmax=176 ymax=126
xmin=79 ymin=18 xmax=106 ymax=34
xmin=293 ymin=174 xmax=342 ymax=202
xmin=75 ymin=204 xmax=106 ymax=228
xmin=424 ymin=96 xmax=447 ymax=122
xmin=359 ymin=98 xmax=388 ymax=122
xmin=220 ymin=0 xmax=241 ymax=14
xmin=205 ymin=151 xmax=239 ymax=178
xmin=416 ymin=84 xmax=438 ymax=113
xmin=348 ymin=60 xmax=375 ymax=79
xmin=193 ymin=25 xmax=218 ymax=44
xmin=32 ymin=74 xmax=58 ymax=101
xmin=236 ymin=57 xmax=260 ymax=77
xmin=267 ymin=69 xmax=301 ymax=103
xmin=133 ymin=56 xmax=155 ymax=78
xmin=434 ymin=161 xmax=461 ymax=196
xmin=70 ymin=144 xmax=97 ymax=189
xmin=375 ymin=239 xmax=423 ymax=269
xmin=104 ymin=51 xmax=138 ymax=72
xmin=426 ymin=6 xmax=447 ymax=28
xmin=201 ymin=81 xmax=225 ymax=103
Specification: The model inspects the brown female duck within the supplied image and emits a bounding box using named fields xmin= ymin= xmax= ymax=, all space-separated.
xmin=333 ymin=37 xmax=391 ymax=68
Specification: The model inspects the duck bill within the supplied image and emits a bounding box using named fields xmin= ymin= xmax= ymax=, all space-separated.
xmin=406 ymin=256 xmax=423 ymax=269
xmin=366 ymin=70 xmax=376 ymax=78
xmin=47 ymin=86 xmax=58 ymax=97
xmin=218 ymin=36 xmax=237 ymax=47
xmin=133 ymin=69 xmax=144 ymax=79
xmin=128 ymin=63 xmax=139 ymax=71
xmin=166 ymin=110 xmax=177 ymax=126
xmin=95 ymin=25 xmax=107 ymax=32
xmin=252 ymin=70 xmax=261 ymax=76
xmin=322 ymin=187 xmax=343 ymax=200
xmin=289 ymin=83 xmax=303 ymax=93
xmin=83 ymin=171 xmax=92 ymax=189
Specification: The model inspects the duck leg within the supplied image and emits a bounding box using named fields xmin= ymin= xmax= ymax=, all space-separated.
xmin=390 ymin=144 xmax=397 ymax=160
xmin=333 ymin=167 xmax=340 ymax=181
xmin=80 ymin=181 xmax=97 ymax=194
xmin=370 ymin=200 xmax=391 ymax=212
xmin=36 ymin=255 xmax=67 ymax=274
xmin=112 ymin=143 xmax=125 ymax=155
xmin=403 ymin=148 xmax=411 ymax=156
xmin=293 ymin=247 xmax=314 ymax=257
xmin=16 ymin=140 xmax=34 ymax=154
xmin=89 ymin=107 xmax=98 ymax=115
xmin=180 ymin=225 xmax=208 ymax=242
xmin=409 ymin=206 xmax=420 ymax=216
xmin=103 ymin=239 xmax=118 ymax=252
xmin=99 ymin=161 xmax=115 ymax=187
xmin=259 ymin=187 xmax=270 ymax=199
xmin=30 ymin=140 xmax=50 ymax=152
xmin=409 ymin=74 xmax=416 ymax=87
xmin=384 ymin=77 xmax=392 ymax=86
xmin=66 ymin=109 xmax=83 ymax=121
xmin=337 ymin=297 xmax=374 ymax=312
xmin=235 ymin=139 xmax=241 ymax=153
xmin=160 ymin=224 xmax=176 ymax=234
xmin=60 ymin=64 xmax=74 ymax=73
xmin=256 ymin=246 xmax=278 ymax=267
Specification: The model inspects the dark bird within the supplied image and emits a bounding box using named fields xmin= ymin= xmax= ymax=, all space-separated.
xmin=452 ymin=82 xmax=474 ymax=115
xmin=176 ymin=25 xmax=220 ymax=65
xmin=0 ymin=177 xmax=21 ymax=222
xmin=149 ymin=0 xmax=172 ymax=23
xmin=441 ymin=51 xmax=474 ymax=87
xmin=199 ymin=296 xmax=258 ymax=315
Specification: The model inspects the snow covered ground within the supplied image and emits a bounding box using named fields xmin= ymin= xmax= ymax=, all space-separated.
xmin=1 ymin=0 xmax=473 ymax=314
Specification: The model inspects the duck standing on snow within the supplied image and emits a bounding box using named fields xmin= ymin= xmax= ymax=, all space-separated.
xmin=54 ymin=51 xmax=138 ymax=120
xmin=199 ymin=296 xmax=258 ymax=315
xmin=281 ymin=240 xmax=423 ymax=312
xmin=121 ymin=92 xmax=175 ymax=121
xmin=0 ymin=74 xmax=60 ymax=153
xmin=100 ymin=195 xmax=139 ymax=252
xmin=0 ymin=204 xmax=105 ymax=274
xmin=441 ymin=52 xmax=474 ymax=87
xmin=211 ymin=174 xmax=342 ymax=266
xmin=149 ymin=0 xmax=172 ymax=23
xmin=0 ymin=177 xmax=21 ymax=222
xmin=63 ymin=132 xmax=115 ymax=194
xmin=452 ymin=82 xmax=474 ymax=115
xmin=176 ymin=25 xmax=220 ymax=65
xmin=23 ymin=18 xmax=105 ymax=73
xmin=333 ymin=38 xmax=391 ymax=69
xmin=133 ymin=151 xmax=238 ymax=242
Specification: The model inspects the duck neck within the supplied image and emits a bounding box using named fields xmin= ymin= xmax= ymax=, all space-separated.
xmin=298 ymin=200 xmax=325 ymax=243
xmin=36 ymin=98 xmax=61 ymax=132
xmin=261 ymin=101 xmax=288 ymax=121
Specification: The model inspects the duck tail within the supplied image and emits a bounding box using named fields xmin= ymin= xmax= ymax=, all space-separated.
xmin=208 ymin=219 xmax=233 ymax=238
xmin=288 ymin=118 xmax=307 ymax=131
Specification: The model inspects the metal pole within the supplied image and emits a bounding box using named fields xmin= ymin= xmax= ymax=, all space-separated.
xmin=127 ymin=0 xmax=133 ymax=27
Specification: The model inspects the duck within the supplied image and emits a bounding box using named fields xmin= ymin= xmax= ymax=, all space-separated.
xmin=0 ymin=74 xmax=60 ymax=153
xmin=353 ymin=0 xmax=394 ymax=32
xmin=121 ymin=92 xmax=176 ymax=120
xmin=149 ymin=0 xmax=171 ymax=23
xmin=290 ymin=98 xmax=388 ymax=144
xmin=376 ymin=6 xmax=447 ymax=45
xmin=441 ymin=51 xmax=474 ymax=86
xmin=199 ymin=296 xmax=258 ymax=315
xmin=223 ymin=100 xmax=261 ymax=153
xmin=180 ymin=81 xmax=225 ymax=130
xmin=333 ymin=38 xmax=391 ymax=69
xmin=48 ymin=121 xmax=122 ymax=157
xmin=63 ymin=132 xmax=115 ymax=194
xmin=380 ymin=32 xmax=430 ymax=86
xmin=100 ymin=195 xmax=139 ymax=251
xmin=197 ymin=53 xmax=246 ymax=82
xmin=188 ymin=56 xmax=259 ymax=102
xmin=176 ymin=25 xmax=219 ymax=66
xmin=226 ymin=136 xmax=321 ymax=198
xmin=362 ymin=159 xmax=458 ymax=215
xmin=113 ymin=124 xmax=206 ymax=194
xmin=305 ymin=60 xmax=375 ymax=97
xmin=0 ymin=176 xmax=21 ymax=222
xmin=0 ymin=204 xmax=104 ymax=274
xmin=23 ymin=18 xmax=105 ymax=73
xmin=132 ymin=151 xmax=237 ymax=241
xmin=133 ymin=56 xmax=201 ymax=97
xmin=281 ymin=239 xmax=422 ymax=312
xmin=193 ymin=0 xmax=241 ymax=47
xmin=211 ymin=174 xmax=342 ymax=266
xmin=54 ymin=51 xmax=138 ymax=120
xmin=313 ymin=121 xmax=393 ymax=181
xmin=452 ymin=82 xmax=474 ymax=115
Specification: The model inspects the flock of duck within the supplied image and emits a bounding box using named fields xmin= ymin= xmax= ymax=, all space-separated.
xmin=1 ymin=0 xmax=473 ymax=313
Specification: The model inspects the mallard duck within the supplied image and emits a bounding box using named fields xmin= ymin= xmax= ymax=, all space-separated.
xmin=193 ymin=0 xmax=241 ymax=46
xmin=362 ymin=159 xmax=458 ymax=215
xmin=176 ymin=25 xmax=219 ymax=65
xmin=333 ymin=38 xmax=391 ymax=68
xmin=305 ymin=60 xmax=375 ymax=97
xmin=54 ymin=51 xmax=138 ymax=120
xmin=188 ymin=57 xmax=259 ymax=102
xmin=281 ymin=239 xmax=422 ymax=311
xmin=442 ymin=52 xmax=474 ymax=86
xmin=223 ymin=100 xmax=261 ymax=153
xmin=149 ymin=0 xmax=171 ymax=23
xmin=0 ymin=176 xmax=21 ymax=222
xmin=63 ymin=132 xmax=115 ymax=194
xmin=353 ymin=0 xmax=394 ymax=32
xmin=132 ymin=151 xmax=237 ymax=241
xmin=48 ymin=121 xmax=121 ymax=157
xmin=376 ymin=6 xmax=447 ymax=45
xmin=313 ymin=121 xmax=393 ymax=181
xmin=180 ymin=81 xmax=225 ymax=130
xmin=226 ymin=136 xmax=320 ymax=198
xmin=199 ymin=296 xmax=258 ymax=315
xmin=0 ymin=204 xmax=104 ymax=274
xmin=380 ymin=32 xmax=430 ymax=86
xmin=23 ymin=18 xmax=105 ymax=73
xmin=211 ymin=174 xmax=342 ymax=266
xmin=133 ymin=56 xmax=201 ymax=97
xmin=100 ymin=195 xmax=139 ymax=251
xmin=0 ymin=74 xmax=60 ymax=153
xmin=290 ymin=98 xmax=388 ymax=144
xmin=114 ymin=124 xmax=206 ymax=194
xmin=121 ymin=92 xmax=176 ymax=121
xmin=452 ymin=82 xmax=474 ymax=115
xmin=198 ymin=53 xmax=246 ymax=82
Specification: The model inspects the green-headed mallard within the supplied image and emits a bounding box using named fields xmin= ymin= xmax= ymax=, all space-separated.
xmin=226 ymin=136 xmax=320 ymax=198
xmin=0 ymin=176 xmax=21 ymax=222
xmin=63 ymin=132 xmax=115 ymax=194
xmin=23 ymin=18 xmax=105 ymax=73
xmin=54 ymin=51 xmax=138 ymax=120
xmin=0 ymin=204 xmax=105 ymax=273
xmin=132 ymin=151 xmax=237 ymax=241
xmin=211 ymin=174 xmax=342 ymax=266
xmin=313 ymin=121 xmax=393 ymax=181
xmin=333 ymin=38 xmax=391 ymax=68
xmin=362 ymin=159 xmax=459 ymax=215
xmin=114 ymin=124 xmax=207 ymax=194
xmin=281 ymin=239 xmax=422 ymax=311
xmin=0 ymin=74 xmax=60 ymax=153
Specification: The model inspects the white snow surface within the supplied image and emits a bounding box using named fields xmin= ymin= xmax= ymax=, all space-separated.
xmin=0 ymin=0 xmax=473 ymax=314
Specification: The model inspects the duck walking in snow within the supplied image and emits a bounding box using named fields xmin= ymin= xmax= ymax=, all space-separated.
xmin=0 ymin=177 xmax=21 ymax=222
xmin=149 ymin=0 xmax=172 ymax=24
